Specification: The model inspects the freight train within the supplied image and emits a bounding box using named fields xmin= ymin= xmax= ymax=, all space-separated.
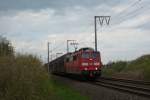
xmin=48 ymin=47 xmax=102 ymax=79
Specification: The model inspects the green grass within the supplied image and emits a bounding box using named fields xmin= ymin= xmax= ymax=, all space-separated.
xmin=49 ymin=78 xmax=89 ymax=100
xmin=102 ymin=55 xmax=150 ymax=81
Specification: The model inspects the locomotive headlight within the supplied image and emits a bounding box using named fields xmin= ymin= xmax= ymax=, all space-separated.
xmin=82 ymin=62 xmax=88 ymax=66
xmin=84 ymin=68 xmax=88 ymax=70
xmin=94 ymin=62 xmax=100 ymax=66
xmin=95 ymin=67 xmax=98 ymax=70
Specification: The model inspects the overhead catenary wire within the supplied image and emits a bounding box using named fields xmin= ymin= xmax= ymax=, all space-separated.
xmin=113 ymin=0 xmax=142 ymax=18
xmin=103 ymin=0 xmax=147 ymax=33
xmin=111 ymin=0 xmax=143 ymax=26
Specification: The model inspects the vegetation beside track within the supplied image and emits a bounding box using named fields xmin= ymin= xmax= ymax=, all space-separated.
xmin=102 ymin=55 xmax=150 ymax=81
xmin=50 ymin=78 xmax=89 ymax=100
xmin=0 ymin=36 xmax=88 ymax=100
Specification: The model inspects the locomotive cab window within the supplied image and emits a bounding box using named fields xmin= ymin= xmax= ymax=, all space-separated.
xmin=92 ymin=52 xmax=99 ymax=58
xmin=65 ymin=58 xmax=69 ymax=62
xmin=82 ymin=52 xmax=89 ymax=59
xmin=73 ymin=55 xmax=77 ymax=61
xmin=69 ymin=56 xmax=73 ymax=62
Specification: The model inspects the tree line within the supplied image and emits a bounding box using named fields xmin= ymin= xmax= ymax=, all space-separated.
xmin=0 ymin=35 xmax=14 ymax=56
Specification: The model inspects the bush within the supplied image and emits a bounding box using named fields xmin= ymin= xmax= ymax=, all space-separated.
xmin=102 ymin=61 xmax=127 ymax=76
xmin=111 ymin=61 xmax=127 ymax=72
xmin=102 ymin=68 xmax=115 ymax=77
xmin=103 ymin=55 xmax=150 ymax=81
xmin=0 ymin=36 xmax=88 ymax=100
xmin=0 ymin=55 xmax=53 ymax=100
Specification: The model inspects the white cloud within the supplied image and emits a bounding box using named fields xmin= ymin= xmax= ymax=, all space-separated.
xmin=0 ymin=0 xmax=150 ymax=63
xmin=119 ymin=14 xmax=150 ymax=28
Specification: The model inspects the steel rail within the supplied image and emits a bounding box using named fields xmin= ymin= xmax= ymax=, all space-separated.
xmin=94 ymin=81 xmax=150 ymax=98
xmin=100 ymin=77 xmax=150 ymax=85
xmin=89 ymin=77 xmax=150 ymax=98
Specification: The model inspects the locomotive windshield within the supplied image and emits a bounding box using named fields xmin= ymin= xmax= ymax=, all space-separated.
xmin=92 ymin=52 xmax=99 ymax=58
xmin=82 ymin=52 xmax=99 ymax=59
xmin=82 ymin=52 xmax=89 ymax=58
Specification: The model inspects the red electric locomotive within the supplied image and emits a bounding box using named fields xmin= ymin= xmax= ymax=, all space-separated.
xmin=49 ymin=47 xmax=102 ymax=79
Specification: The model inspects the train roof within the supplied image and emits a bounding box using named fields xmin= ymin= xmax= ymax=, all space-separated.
xmin=78 ymin=47 xmax=94 ymax=51
xmin=48 ymin=47 xmax=97 ymax=64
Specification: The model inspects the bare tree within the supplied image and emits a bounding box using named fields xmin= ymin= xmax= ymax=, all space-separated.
xmin=0 ymin=35 xmax=14 ymax=56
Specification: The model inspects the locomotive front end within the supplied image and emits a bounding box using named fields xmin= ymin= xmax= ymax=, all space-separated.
xmin=80 ymin=50 xmax=102 ymax=78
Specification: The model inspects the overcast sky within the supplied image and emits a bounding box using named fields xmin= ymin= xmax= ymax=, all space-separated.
xmin=0 ymin=0 xmax=150 ymax=63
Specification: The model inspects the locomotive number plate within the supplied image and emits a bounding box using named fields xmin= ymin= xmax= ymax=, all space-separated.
xmin=89 ymin=63 xmax=93 ymax=65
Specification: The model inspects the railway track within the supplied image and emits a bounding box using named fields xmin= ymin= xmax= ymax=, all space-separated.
xmin=91 ymin=77 xmax=150 ymax=98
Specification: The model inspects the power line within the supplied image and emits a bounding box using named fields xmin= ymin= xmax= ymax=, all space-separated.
xmin=110 ymin=0 xmax=143 ymax=26
xmin=50 ymin=41 xmax=66 ymax=52
xmin=105 ymin=0 xmax=146 ymax=32
xmin=113 ymin=0 xmax=142 ymax=18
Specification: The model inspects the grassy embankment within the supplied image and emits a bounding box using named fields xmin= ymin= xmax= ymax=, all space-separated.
xmin=0 ymin=36 xmax=88 ymax=100
xmin=0 ymin=55 xmax=88 ymax=100
xmin=102 ymin=55 xmax=150 ymax=81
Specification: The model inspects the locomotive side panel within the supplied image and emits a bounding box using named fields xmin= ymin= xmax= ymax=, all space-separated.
xmin=65 ymin=52 xmax=81 ymax=74
xmin=49 ymin=54 xmax=66 ymax=74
